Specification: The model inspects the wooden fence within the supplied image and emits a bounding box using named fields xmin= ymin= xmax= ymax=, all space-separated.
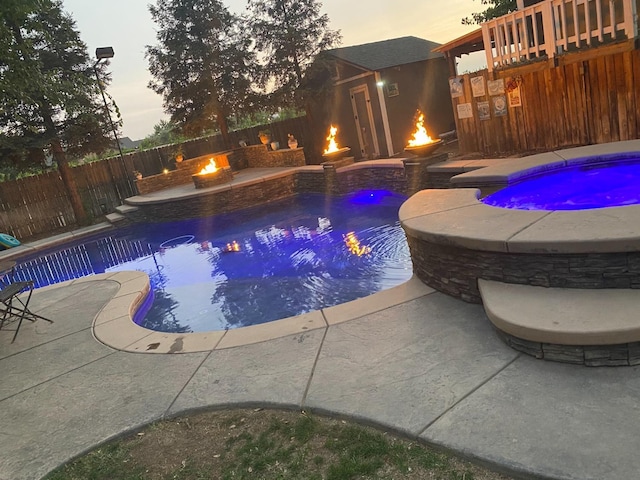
xmin=0 ymin=115 xmax=312 ymax=240
xmin=454 ymin=41 xmax=640 ymax=155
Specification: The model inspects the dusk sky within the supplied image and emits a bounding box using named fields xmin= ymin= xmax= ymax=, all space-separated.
xmin=62 ymin=0 xmax=486 ymax=140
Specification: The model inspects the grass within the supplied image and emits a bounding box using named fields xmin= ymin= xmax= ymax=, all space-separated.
xmin=44 ymin=409 xmax=513 ymax=480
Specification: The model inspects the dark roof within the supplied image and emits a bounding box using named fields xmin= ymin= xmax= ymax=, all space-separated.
xmin=325 ymin=36 xmax=443 ymax=71
xmin=119 ymin=137 xmax=142 ymax=150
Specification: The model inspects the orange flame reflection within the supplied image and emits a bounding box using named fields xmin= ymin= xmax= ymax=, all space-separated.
xmin=344 ymin=231 xmax=371 ymax=256
xmin=198 ymin=158 xmax=218 ymax=175
xmin=407 ymin=112 xmax=435 ymax=147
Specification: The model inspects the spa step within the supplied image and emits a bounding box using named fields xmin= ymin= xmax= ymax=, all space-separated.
xmin=478 ymin=279 xmax=640 ymax=347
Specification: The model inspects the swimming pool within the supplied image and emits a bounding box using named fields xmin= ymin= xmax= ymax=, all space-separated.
xmin=482 ymin=158 xmax=640 ymax=210
xmin=14 ymin=191 xmax=412 ymax=333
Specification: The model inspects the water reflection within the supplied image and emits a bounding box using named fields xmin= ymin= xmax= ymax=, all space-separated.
xmin=15 ymin=192 xmax=412 ymax=333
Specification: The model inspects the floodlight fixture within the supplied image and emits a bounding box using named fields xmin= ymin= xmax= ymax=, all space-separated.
xmin=95 ymin=46 xmax=114 ymax=60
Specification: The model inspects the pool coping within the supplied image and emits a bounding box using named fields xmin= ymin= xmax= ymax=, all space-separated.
xmin=35 ymin=271 xmax=434 ymax=353
xmin=400 ymin=140 xmax=640 ymax=254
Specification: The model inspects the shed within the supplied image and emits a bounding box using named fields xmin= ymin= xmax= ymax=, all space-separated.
xmin=309 ymin=36 xmax=455 ymax=160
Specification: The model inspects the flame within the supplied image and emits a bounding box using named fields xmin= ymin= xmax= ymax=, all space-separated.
xmin=198 ymin=158 xmax=218 ymax=175
xmin=407 ymin=112 xmax=435 ymax=146
xmin=343 ymin=231 xmax=371 ymax=257
xmin=323 ymin=125 xmax=340 ymax=154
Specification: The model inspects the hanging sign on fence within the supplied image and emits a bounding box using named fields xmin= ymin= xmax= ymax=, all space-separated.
xmin=487 ymin=79 xmax=504 ymax=96
xmin=478 ymin=101 xmax=491 ymax=120
xmin=493 ymin=96 xmax=508 ymax=116
xmin=471 ymin=76 xmax=486 ymax=97
xmin=457 ymin=103 xmax=473 ymax=119
xmin=449 ymin=77 xmax=463 ymax=98
xmin=506 ymin=76 xmax=523 ymax=107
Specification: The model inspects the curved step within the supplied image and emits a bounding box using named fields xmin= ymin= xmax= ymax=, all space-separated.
xmin=479 ymin=279 xmax=640 ymax=346
xmin=479 ymin=279 xmax=640 ymax=366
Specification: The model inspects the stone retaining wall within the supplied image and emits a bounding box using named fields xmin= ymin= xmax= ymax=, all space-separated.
xmin=124 ymin=160 xmax=442 ymax=223
xmin=125 ymin=175 xmax=298 ymax=223
xmin=235 ymin=145 xmax=306 ymax=168
xmin=136 ymin=152 xmax=233 ymax=195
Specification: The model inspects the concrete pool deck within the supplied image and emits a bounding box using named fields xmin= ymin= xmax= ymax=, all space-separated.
xmin=4 ymin=144 xmax=640 ymax=479
xmin=5 ymin=270 xmax=640 ymax=480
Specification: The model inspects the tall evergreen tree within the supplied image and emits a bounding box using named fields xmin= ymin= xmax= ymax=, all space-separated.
xmin=246 ymin=0 xmax=341 ymax=103
xmin=462 ymin=0 xmax=517 ymax=25
xmin=146 ymin=0 xmax=256 ymax=145
xmin=0 ymin=0 xmax=115 ymax=224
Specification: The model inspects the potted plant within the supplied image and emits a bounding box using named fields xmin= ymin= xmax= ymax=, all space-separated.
xmin=133 ymin=170 xmax=143 ymax=180
xmin=287 ymin=134 xmax=298 ymax=149
xmin=174 ymin=145 xmax=184 ymax=163
xmin=258 ymin=129 xmax=271 ymax=145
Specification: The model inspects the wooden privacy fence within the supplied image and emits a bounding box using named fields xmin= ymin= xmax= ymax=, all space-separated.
xmin=453 ymin=41 xmax=640 ymax=155
xmin=0 ymin=115 xmax=312 ymax=240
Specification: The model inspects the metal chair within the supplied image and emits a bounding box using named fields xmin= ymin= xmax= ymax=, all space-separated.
xmin=0 ymin=280 xmax=53 ymax=343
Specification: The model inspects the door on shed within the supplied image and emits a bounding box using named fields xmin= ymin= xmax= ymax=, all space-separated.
xmin=349 ymin=84 xmax=380 ymax=159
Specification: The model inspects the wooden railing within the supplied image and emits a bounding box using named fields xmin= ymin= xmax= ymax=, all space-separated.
xmin=482 ymin=0 xmax=638 ymax=71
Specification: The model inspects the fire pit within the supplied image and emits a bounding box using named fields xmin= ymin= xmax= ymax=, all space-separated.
xmin=404 ymin=139 xmax=443 ymax=157
xmin=321 ymin=125 xmax=352 ymax=164
xmin=192 ymin=158 xmax=234 ymax=189
xmin=322 ymin=146 xmax=351 ymax=161
xmin=404 ymin=111 xmax=442 ymax=158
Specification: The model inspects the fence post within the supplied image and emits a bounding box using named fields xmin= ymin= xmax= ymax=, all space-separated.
xmin=482 ymin=24 xmax=495 ymax=72
xmin=623 ymin=0 xmax=638 ymax=39
xmin=542 ymin=0 xmax=557 ymax=58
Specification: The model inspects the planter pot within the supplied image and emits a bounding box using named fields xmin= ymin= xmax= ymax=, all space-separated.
xmin=175 ymin=154 xmax=184 ymax=163
xmin=288 ymin=140 xmax=298 ymax=149
xmin=270 ymin=141 xmax=280 ymax=151
xmin=259 ymin=135 xmax=271 ymax=145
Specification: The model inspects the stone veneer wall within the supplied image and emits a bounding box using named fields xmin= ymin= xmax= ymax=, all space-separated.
xmin=136 ymin=152 xmax=233 ymax=195
xmin=331 ymin=165 xmax=407 ymax=195
xmin=403 ymin=153 xmax=449 ymax=195
xmin=125 ymin=175 xmax=298 ymax=223
xmin=495 ymin=329 xmax=640 ymax=367
xmin=406 ymin=238 xmax=640 ymax=304
xmin=123 ymin=162 xmax=431 ymax=224
xmin=230 ymin=145 xmax=306 ymax=168
xmin=135 ymin=147 xmax=451 ymax=197
xmin=192 ymin=167 xmax=234 ymax=188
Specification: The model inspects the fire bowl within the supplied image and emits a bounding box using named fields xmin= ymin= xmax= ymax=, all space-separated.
xmin=322 ymin=146 xmax=352 ymax=162
xmin=192 ymin=167 xmax=234 ymax=189
xmin=404 ymin=139 xmax=443 ymax=157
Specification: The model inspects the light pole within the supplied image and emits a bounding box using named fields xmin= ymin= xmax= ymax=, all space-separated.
xmin=93 ymin=46 xmax=133 ymax=200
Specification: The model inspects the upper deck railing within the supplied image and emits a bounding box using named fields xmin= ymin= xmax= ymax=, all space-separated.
xmin=482 ymin=0 xmax=638 ymax=71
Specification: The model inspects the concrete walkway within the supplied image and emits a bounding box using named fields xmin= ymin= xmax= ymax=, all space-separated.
xmin=2 ymin=273 xmax=640 ymax=480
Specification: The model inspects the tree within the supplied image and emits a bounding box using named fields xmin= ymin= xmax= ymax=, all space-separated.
xmin=246 ymin=0 xmax=341 ymax=104
xmin=462 ymin=0 xmax=517 ymax=25
xmin=138 ymin=120 xmax=186 ymax=150
xmin=0 ymin=0 xmax=115 ymax=224
xmin=146 ymin=0 xmax=256 ymax=146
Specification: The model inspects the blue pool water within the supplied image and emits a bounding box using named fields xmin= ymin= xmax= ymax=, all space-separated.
xmin=13 ymin=191 xmax=412 ymax=333
xmin=482 ymin=159 xmax=640 ymax=210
